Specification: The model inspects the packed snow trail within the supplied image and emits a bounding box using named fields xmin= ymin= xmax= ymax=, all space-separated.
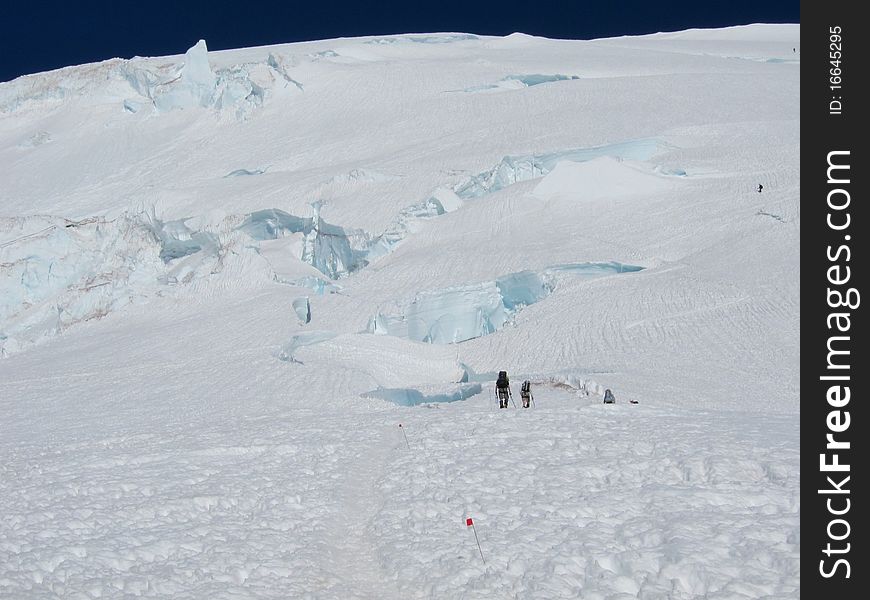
xmin=0 ymin=387 xmax=799 ymax=599
xmin=319 ymin=418 xmax=404 ymax=600
xmin=0 ymin=402 xmax=403 ymax=599
xmin=375 ymin=391 xmax=800 ymax=599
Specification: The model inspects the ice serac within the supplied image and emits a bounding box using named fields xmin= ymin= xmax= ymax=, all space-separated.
xmin=145 ymin=214 xmax=220 ymax=264
xmin=293 ymin=297 xmax=311 ymax=324
xmin=369 ymin=264 xmax=642 ymax=344
xmin=277 ymin=331 xmax=337 ymax=363
xmin=455 ymin=138 xmax=661 ymax=198
xmin=154 ymin=40 xmax=216 ymax=111
xmin=0 ymin=216 xmax=164 ymax=356
xmin=457 ymin=73 xmax=580 ymax=93
xmin=362 ymin=383 xmax=482 ymax=406
xmin=239 ymin=207 xmax=370 ymax=280
xmin=370 ymin=271 xmax=553 ymax=344
xmin=533 ymin=156 xmax=672 ymax=201
xmin=368 ymin=188 xmax=462 ymax=261
xmin=117 ymin=42 xmax=303 ymax=117
xmin=182 ymin=40 xmax=215 ymax=92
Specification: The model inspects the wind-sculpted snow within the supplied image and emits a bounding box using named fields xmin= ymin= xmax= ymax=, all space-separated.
xmin=454 ymin=139 xmax=661 ymax=198
xmin=369 ymin=263 xmax=642 ymax=344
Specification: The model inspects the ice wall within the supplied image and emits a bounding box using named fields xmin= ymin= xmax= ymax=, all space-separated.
xmin=455 ymin=139 xmax=661 ymax=199
xmin=369 ymin=270 xmax=554 ymax=344
xmin=277 ymin=331 xmax=338 ymax=363
xmin=368 ymin=188 xmax=462 ymax=260
xmin=238 ymin=207 xmax=370 ymax=280
xmin=145 ymin=215 xmax=220 ymax=263
xmin=1 ymin=202 xmax=373 ymax=356
xmin=117 ymin=41 xmax=304 ymax=118
xmin=368 ymin=263 xmax=642 ymax=344
xmin=457 ymin=73 xmax=580 ymax=93
xmin=293 ymin=297 xmax=311 ymax=324
xmin=362 ymin=383 xmax=483 ymax=406
xmin=0 ymin=216 xmax=165 ymax=356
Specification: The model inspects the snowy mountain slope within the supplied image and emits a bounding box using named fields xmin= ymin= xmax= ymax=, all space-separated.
xmin=1 ymin=25 xmax=799 ymax=599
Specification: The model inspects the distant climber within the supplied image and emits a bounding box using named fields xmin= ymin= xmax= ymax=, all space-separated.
xmin=757 ymin=184 xmax=763 ymax=193
xmin=496 ymin=371 xmax=512 ymax=409
xmin=521 ymin=380 xmax=533 ymax=408
xmin=603 ymin=389 xmax=616 ymax=404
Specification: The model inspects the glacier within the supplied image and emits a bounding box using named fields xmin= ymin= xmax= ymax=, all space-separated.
xmin=0 ymin=25 xmax=800 ymax=600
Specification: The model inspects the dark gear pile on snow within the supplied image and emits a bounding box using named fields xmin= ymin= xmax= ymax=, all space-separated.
xmin=496 ymin=371 xmax=511 ymax=408
xmin=521 ymin=380 xmax=532 ymax=408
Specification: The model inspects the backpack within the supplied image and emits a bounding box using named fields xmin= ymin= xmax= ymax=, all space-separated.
xmin=521 ymin=380 xmax=530 ymax=394
xmin=496 ymin=371 xmax=509 ymax=389
xmin=603 ymin=389 xmax=615 ymax=403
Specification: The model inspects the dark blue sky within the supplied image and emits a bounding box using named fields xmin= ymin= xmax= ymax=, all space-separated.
xmin=2 ymin=1 xmax=798 ymax=83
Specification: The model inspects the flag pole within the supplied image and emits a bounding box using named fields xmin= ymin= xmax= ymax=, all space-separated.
xmin=466 ymin=517 xmax=486 ymax=564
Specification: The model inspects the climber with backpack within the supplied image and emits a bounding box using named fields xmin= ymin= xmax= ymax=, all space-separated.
xmin=521 ymin=380 xmax=533 ymax=408
xmin=496 ymin=371 xmax=512 ymax=409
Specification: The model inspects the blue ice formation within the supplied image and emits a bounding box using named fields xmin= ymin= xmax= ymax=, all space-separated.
xmin=152 ymin=40 xmax=217 ymax=112
xmin=368 ymin=263 xmax=643 ymax=344
xmin=546 ymin=262 xmax=644 ymax=276
xmin=503 ymin=74 xmax=580 ymax=87
xmin=277 ymin=331 xmax=338 ymax=363
xmin=239 ymin=207 xmax=370 ymax=280
xmin=0 ymin=215 xmax=168 ymax=356
xmin=141 ymin=215 xmax=220 ymax=264
xmin=455 ymin=138 xmax=661 ymax=199
xmin=224 ymin=168 xmax=266 ymax=178
xmin=293 ymin=297 xmax=311 ymax=324
xmin=118 ymin=41 xmax=302 ymax=118
xmin=362 ymin=383 xmax=483 ymax=406
xmin=456 ymin=73 xmax=580 ymax=93
xmin=365 ymin=34 xmax=478 ymax=45
xmin=368 ymin=270 xmax=554 ymax=344
xmin=368 ymin=189 xmax=462 ymax=260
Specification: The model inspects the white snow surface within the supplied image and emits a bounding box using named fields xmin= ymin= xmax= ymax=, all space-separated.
xmin=1 ymin=25 xmax=799 ymax=598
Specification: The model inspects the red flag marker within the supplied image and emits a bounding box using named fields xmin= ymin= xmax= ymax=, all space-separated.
xmin=465 ymin=516 xmax=485 ymax=564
